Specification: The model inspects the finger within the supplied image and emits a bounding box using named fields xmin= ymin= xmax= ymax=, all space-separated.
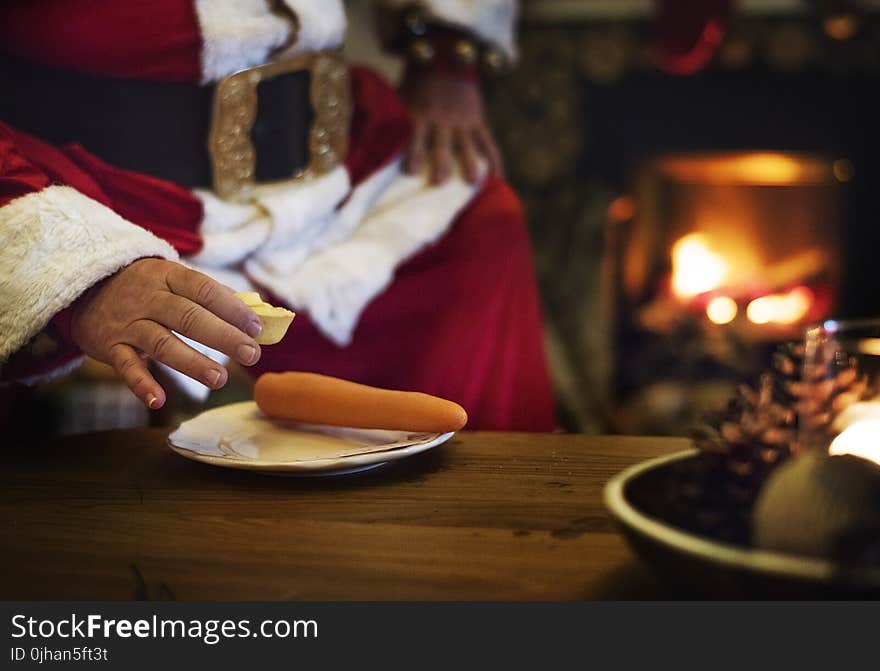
xmin=473 ymin=125 xmax=504 ymax=177
xmin=165 ymin=265 xmax=262 ymax=339
xmin=109 ymin=343 xmax=166 ymax=410
xmin=455 ymin=127 xmax=480 ymax=183
xmin=148 ymin=293 xmax=261 ymax=367
xmin=405 ymin=118 xmax=429 ymax=174
xmin=128 ymin=320 xmax=232 ymax=389
xmin=431 ymin=124 xmax=453 ymax=185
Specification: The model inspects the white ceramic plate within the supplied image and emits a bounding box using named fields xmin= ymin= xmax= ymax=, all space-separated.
xmin=168 ymin=401 xmax=455 ymax=476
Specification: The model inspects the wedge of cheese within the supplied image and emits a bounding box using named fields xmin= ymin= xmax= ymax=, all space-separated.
xmin=235 ymin=292 xmax=295 ymax=345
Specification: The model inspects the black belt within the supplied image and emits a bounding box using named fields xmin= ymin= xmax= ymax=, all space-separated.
xmin=0 ymin=52 xmax=314 ymax=192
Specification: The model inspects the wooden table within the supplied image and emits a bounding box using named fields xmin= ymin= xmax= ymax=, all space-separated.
xmin=0 ymin=430 xmax=688 ymax=600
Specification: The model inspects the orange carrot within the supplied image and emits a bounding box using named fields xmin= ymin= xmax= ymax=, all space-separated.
xmin=254 ymin=372 xmax=468 ymax=432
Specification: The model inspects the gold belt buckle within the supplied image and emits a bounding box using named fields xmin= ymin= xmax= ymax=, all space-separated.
xmin=208 ymin=49 xmax=351 ymax=202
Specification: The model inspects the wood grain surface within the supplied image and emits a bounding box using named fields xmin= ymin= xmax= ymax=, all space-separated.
xmin=0 ymin=430 xmax=688 ymax=600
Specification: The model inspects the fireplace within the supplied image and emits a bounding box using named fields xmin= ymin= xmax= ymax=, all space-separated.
xmin=485 ymin=3 xmax=880 ymax=434
xmin=607 ymin=151 xmax=849 ymax=433
xmin=625 ymin=151 xmax=844 ymax=341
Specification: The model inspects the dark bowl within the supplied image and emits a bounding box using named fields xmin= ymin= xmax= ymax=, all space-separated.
xmin=603 ymin=449 xmax=880 ymax=598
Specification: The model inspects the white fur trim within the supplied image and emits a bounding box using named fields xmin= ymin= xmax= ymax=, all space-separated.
xmin=193 ymin=1 xmax=512 ymax=82
xmin=381 ymin=0 xmax=518 ymax=60
xmin=187 ymin=169 xmax=353 ymax=280
xmin=195 ymin=188 xmax=265 ymax=234
xmin=194 ymin=0 xmax=293 ymax=83
xmin=311 ymin=156 xmax=403 ymax=252
xmin=278 ymin=0 xmax=347 ymax=57
xmin=247 ymin=165 xmax=351 ymax=274
xmin=187 ymin=156 xmax=482 ymax=348
xmin=246 ymin=156 xmax=400 ymax=279
xmin=187 ymin=216 xmax=272 ymax=268
xmin=0 ymin=186 xmax=178 ymax=363
xmin=247 ymin=161 xmax=483 ymax=346
xmin=188 ymin=189 xmax=272 ymax=268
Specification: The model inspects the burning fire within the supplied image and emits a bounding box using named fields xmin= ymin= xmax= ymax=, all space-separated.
xmin=669 ymin=232 xmax=818 ymax=327
xmin=671 ymin=233 xmax=728 ymax=298
xmin=745 ymin=287 xmax=813 ymax=325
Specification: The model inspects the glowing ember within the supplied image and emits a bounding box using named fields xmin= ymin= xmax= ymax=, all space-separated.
xmin=745 ymin=286 xmax=813 ymax=325
xmin=829 ymin=419 xmax=880 ymax=466
xmin=671 ymin=233 xmax=728 ymax=298
xmin=706 ymin=296 xmax=738 ymax=324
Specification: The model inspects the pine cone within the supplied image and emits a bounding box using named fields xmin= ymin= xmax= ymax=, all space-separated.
xmin=785 ymin=339 xmax=870 ymax=448
xmin=695 ymin=341 xmax=869 ymax=470
xmin=674 ymin=340 xmax=871 ymax=543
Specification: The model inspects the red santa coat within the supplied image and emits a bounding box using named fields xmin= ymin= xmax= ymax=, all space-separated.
xmin=0 ymin=0 xmax=556 ymax=431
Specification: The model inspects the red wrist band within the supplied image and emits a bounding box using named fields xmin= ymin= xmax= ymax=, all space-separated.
xmin=405 ymin=29 xmax=482 ymax=83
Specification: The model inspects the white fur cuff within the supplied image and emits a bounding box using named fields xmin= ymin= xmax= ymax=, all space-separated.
xmin=247 ymin=162 xmax=482 ymax=346
xmin=194 ymin=0 xmax=347 ymax=82
xmin=194 ymin=0 xmax=292 ymax=83
xmin=0 ymin=186 xmax=178 ymax=363
xmin=279 ymin=0 xmax=347 ymax=57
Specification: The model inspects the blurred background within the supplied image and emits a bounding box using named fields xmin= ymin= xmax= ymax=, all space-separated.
xmin=353 ymin=0 xmax=880 ymax=435
xmin=18 ymin=0 xmax=880 ymax=438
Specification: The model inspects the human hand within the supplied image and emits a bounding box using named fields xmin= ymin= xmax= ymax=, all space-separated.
xmin=70 ymin=258 xmax=263 ymax=409
xmin=400 ymin=74 xmax=503 ymax=185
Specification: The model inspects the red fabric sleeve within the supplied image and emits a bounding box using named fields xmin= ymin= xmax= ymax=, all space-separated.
xmin=60 ymin=145 xmax=203 ymax=256
xmin=1 ymin=119 xmax=203 ymax=382
xmin=0 ymin=122 xmax=53 ymax=207
xmin=0 ymin=308 xmax=82 ymax=383
xmin=0 ymin=122 xmax=86 ymax=378
xmin=1 ymin=121 xmax=203 ymax=253
xmin=0 ymin=1 xmax=203 ymax=383
xmin=344 ymin=67 xmax=412 ymax=186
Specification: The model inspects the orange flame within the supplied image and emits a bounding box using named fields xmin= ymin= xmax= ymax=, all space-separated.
xmin=745 ymin=286 xmax=813 ymax=325
xmin=671 ymin=233 xmax=728 ymax=298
